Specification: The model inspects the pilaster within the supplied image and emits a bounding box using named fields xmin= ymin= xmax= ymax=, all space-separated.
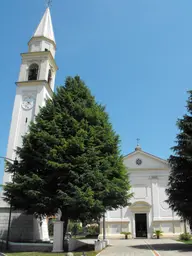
xmin=151 ymin=176 xmax=160 ymax=219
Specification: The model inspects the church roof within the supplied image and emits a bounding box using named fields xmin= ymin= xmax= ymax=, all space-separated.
xmin=124 ymin=147 xmax=167 ymax=164
xmin=123 ymin=147 xmax=169 ymax=170
xmin=33 ymin=7 xmax=55 ymax=43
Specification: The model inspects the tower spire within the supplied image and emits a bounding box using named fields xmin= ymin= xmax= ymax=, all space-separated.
xmin=33 ymin=7 xmax=55 ymax=43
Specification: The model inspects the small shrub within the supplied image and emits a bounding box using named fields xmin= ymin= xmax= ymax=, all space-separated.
xmin=86 ymin=225 xmax=99 ymax=236
xmin=153 ymin=230 xmax=163 ymax=239
xmin=121 ymin=231 xmax=131 ymax=239
xmin=67 ymin=221 xmax=83 ymax=237
xmin=179 ymin=233 xmax=191 ymax=241
xmin=71 ymin=223 xmax=83 ymax=237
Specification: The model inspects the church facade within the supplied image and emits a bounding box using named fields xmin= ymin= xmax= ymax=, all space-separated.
xmin=100 ymin=145 xmax=186 ymax=238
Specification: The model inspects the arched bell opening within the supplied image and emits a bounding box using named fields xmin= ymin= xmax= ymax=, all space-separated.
xmin=28 ymin=63 xmax=39 ymax=81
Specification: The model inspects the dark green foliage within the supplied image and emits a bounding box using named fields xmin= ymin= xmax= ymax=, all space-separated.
xmin=166 ymin=91 xmax=192 ymax=227
xmin=70 ymin=222 xmax=83 ymax=236
xmin=179 ymin=233 xmax=191 ymax=241
xmin=48 ymin=218 xmax=55 ymax=236
xmin=3 ymin=76 xmax=132 ymax=235
xmin=86 ymin=225 xmax=99 ymax=236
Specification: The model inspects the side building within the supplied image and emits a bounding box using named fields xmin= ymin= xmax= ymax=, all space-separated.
xmin=0 ymin=7 xmax=58 ymax=242
xmin=100 ymin=145 xmax=187 ymax=238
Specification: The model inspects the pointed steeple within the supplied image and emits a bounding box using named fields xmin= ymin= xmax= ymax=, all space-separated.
xmin=33 ymin=7 xmax=55 ymax=43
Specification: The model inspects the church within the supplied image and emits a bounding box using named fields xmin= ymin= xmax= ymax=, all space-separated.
xmin=0 ymin=7 xmax=185 ymax=241
xmin=100 ymin=144 xmax=186 ymax=238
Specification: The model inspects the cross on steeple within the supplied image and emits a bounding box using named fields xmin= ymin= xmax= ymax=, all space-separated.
xmin=46 ymin=0 xmax=52 ymax=8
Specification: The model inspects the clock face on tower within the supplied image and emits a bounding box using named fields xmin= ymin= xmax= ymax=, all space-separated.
xmin=22 ymin=95 xmax=35 ymax=110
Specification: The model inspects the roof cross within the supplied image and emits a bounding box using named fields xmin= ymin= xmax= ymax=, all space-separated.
xmin=136 ymin=138 xmax=140 ymax=145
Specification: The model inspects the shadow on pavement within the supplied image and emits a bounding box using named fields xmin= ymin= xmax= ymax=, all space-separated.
xmin=130 ymin=243 xmax=192 ymax=252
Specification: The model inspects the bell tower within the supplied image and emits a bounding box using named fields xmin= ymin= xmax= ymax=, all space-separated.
xmin=3 ymin=7 xmax=58 ymax=185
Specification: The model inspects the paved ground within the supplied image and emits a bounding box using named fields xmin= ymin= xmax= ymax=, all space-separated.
xmin=98 ymin=239 xmax=192 ymax=256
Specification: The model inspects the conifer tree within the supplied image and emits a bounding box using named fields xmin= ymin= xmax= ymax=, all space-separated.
xmin=4 ymin=76 xmax=132 ymax=236
xmin=166 ymin=91 xmax=192 ymax=229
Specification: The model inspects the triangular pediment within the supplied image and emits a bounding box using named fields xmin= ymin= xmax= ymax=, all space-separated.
xmin=123 ymin=150 xmax=169 ymax=170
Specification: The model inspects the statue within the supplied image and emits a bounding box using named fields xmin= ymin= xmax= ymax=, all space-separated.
xmin=55 ymin=208 xmax=62 ymax=221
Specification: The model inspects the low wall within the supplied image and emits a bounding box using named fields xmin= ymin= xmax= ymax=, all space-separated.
xmin=0 ymin=208 xmax=34 ymax=242
xmin=0 ymin=238 xmax=91 ymax=253
xmin=1 ymin=239 xmax=88 ymax=253
xmin=98 ymin=234 xmax=125 ymax=240
xmin=0 ymin=207 xmax=49 ymax=242
xmin=68 ymin=238 xmax=86 ymax=252
xmin=0 ymin=240 xmax=52 ymax=252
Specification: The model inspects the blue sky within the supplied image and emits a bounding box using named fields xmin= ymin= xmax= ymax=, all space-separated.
xmin=0 ymin=0 xmax=192 ymax=183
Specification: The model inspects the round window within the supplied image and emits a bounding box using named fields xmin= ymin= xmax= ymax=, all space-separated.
xmin=136 ymin=158 xmax=142 ymax=165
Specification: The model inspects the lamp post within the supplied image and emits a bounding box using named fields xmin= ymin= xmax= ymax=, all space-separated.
xmin=0 ymin=156 xmax=16 ymax=250
xmin=103 ymin=214 xmax=106 ymax=240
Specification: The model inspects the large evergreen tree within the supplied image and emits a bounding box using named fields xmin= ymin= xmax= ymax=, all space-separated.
xmin=4 ymin=76 xmax=132 ymax=235
xmin=166 ymin=91 xmax=192 ymax=228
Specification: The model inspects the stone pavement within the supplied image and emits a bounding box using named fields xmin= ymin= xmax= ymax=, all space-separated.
xmin=98 ymin=239 xmax=192 ymax=256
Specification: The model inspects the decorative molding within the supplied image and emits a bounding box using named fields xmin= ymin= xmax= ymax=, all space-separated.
xmin=28 ymin=36 xmax=56 ymax=49
xmin=136 ymin=158 xmax=142 ymax=165
xmin=16 ymin=80 xmax=53 ymax=97
xmin=102 ymin=220 xmax=130 ymax=223
xmin=124 ymin=150 xmax=168 ymax=165
xmin=21 ymin=51 xmax=58 ymax=71
xmin=133 ymin=185 xmax=148 ymax=199
xmin=149 ymin=176 xmax=158 ymax=180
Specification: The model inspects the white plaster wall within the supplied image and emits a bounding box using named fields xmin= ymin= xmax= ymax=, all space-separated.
xmin=41 ymin=40 xmax=56 ymax=57
xmin=158 ymin=179 xmax=172 ymax=218
xmin=30 ymin=41 xmax=41 ymax=52
xmin=49 ymin=71 xmax=56 ymax=91
xmin=18 ymin=63 xmax=28 ymax=82
xmin=2 ymin=82 xmax=52 ymax=186
xmin=39 ymin=59 xmax=48 ymax=81
xmin=29 ymin=39 xmax=56 ymax=57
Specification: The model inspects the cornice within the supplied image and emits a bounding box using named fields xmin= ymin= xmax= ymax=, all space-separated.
xmin=16 ymin=80 xmax=53 ymax=97
xmin=153 ymin=218 xmax=181 ymax=222
xmin=124 ymin=150 xmax=168 ymax=165
xmin=21 ymin=51 xmax=58 ymax=71
xmin=28 ymin=36 xmax=56 ymax=49
xmin=127 ymin=168 xmax=169 ymax=171
xmin=104 ymin=220 xmax=130 ymax=223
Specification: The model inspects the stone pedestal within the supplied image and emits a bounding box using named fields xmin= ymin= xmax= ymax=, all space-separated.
xmin=52 ymin=221 xmax=64 ymax=252
xmin=95 ymin=240 xmax=103 ymax=251
xmin=104 ymin=239 xmax=109 ymax=246
xmin=102 ymin=240 xmax=106 ymax=248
